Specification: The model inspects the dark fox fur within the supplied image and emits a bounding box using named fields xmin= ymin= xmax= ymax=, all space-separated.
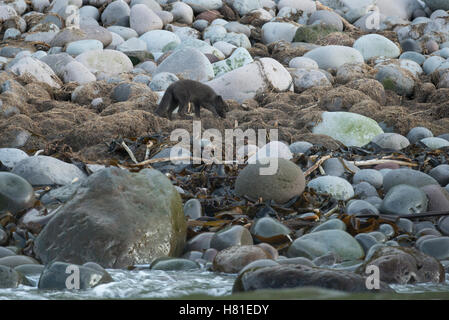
xmin=155 ymin=79 xmax=228 ymax=120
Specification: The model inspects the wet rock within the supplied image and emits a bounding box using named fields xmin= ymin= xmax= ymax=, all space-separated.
xmin=287 ymin=230 xmax=364 ymax=261
xmin=420 ymin=185 xmax=449 ymax=211
xmin=238 ymin=259 xmax=279 ymax=275
xmin=397 ymin=218 xmax=414 ymax=234
xmin=383 ymin=168 xmax=439 ymax=192
xmin=210 ymin=225 xmax=253 ymax=251
xmin=355 ymin=233 xmax=378 ymax=254
xmin=184 ymin=198 xmax=202 ymax=219
xmin=0 ymin=265 xmax=23 ymax=288
xmin=203 ymin=248 xmax=218 ymax=262
xmin=34 ymin=168 xmax=186 ymax=268
xmin=0 ymin=255 xmax=38 ymax=268
xmin=11 ymin=156 xmax=86 ymax=186
xmin=213 ymin=245 xmax=270 ymax=273
xmin=256 ymin=243 xmax=278 ymax=260
xmin=233 ymin=264 xmax=391 ymax=293
xmin=185 ymin=232 xmax=214 ymax=252
xmin=277 ymin=257 xmax=315 ymax=267
xmin=38 ymin=261 xmax=112 ymax=290
xmin=311 ymin=218 xmax=346 ymax=232
xmin=381 ymin=184 xmax=428 ymax=215
xmin=250 ymin=217 xmax=291 ymax=241
xmin=150 ymin=257 xmax=200 ymax=271
xmin=0 ymin=247 xmax=15 ymax=258
xmin=357 ymin=246 xmax=444 ymax=284
xmin=312 ymin=112 xmax=384 ymax=148
xmin=0 ymin=172 xmax=35 ymax=215
xmin=235 ymin=158 xmax=305 ymax=204
xmin=307 ymin=176 xmax=354 ymax=201
xmin=14 ymin=264 xmax=45 ymax=277
xmin=346 ymin=199 xmax=379 ymax=215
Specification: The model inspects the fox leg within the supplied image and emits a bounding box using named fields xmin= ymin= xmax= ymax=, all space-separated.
xmin=194 ymin=103 xmax=201 ymax=118
xmin=166 ymin=97 xmax=179 ymax=120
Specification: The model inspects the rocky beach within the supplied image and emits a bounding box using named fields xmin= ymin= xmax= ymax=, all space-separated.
xmin=0 ymin=0 xmax=449 ymax=299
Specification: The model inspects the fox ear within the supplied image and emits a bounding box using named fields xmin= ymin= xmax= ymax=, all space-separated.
xmin=216 ymin=95 xmax=224 ymax=102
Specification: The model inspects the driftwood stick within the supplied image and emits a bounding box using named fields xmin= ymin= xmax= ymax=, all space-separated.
xmin=304 ymin=154 xmax=331 ymax=176
xmin=352 ymin=159 xmax=418 ymax=167
xmin=121 ymin=141 xmax=138 ymax=164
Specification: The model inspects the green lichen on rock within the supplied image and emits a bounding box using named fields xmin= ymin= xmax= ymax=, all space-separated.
xmin=293 ymin=24 xmax=340 ymax=43
xmin=212 ymin=47 xmax=253 ymax=77
xmin=312 ymin=111 xmax=384 ymax=147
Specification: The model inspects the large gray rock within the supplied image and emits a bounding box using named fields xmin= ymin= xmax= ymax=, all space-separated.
xmin=423 ymin=0 xmax=449 ymax=10
xmin=11 ymin=156 xmax=86 ymax=186
xmin=375 ymin=64 xmax=415 ymax=96
xmin=0 ymin=148 xmax=29 ymax=170
xmin=130 ymin=4 xmax=162 ymax=35
xmin=213 ymin=245 xmax=269 ymax=273
xmin=206 ymin=58 xmax=293 ymax=103
xmin=287 ymin=230 xmax=364 ymax=261
xmin=75 ymin=49 xmax=133 ymax=76
xmin=356 ymin=246 xmax=444 ymax=284
xmin=0 ymin=172 xmax=35 ymax=215
xmin=233 ymin=264 xmax=392 ymax=293
xmin=40 ymin=53 xmax=75 ymax=78
xmin=210 ymin=225 xmax=253 ymax=251
xmin=353 ymin=34 xmax=400 ymax=61
xmin=38 ymin=261 xmax=112 ymax=289
xmin=101 ymin=0 xmax=130 ymax=27
xmin=307 ymin=176 xmax=354 ymax=201
xmin=371 ymin=133 xmax=410 ymax=151
xmin=383 ymin=168 xmax=439 ymax=192
xmin=6 ymin=56 xmax=62 ymax=88
xmin=304 ymin=45 xmax=364 ymax=71
xmin=154 ymin=48 xmax=214 ymax=82
xmin=312 ymin=112 xmax=384 ymax=147
xmin=0 ymin=265 xmax=23 ymax=288
xmin=34 ymin=168 xmax=186 ymax=268
xmin=380 ymin=184 xmax=428 ymax=215
xmin=235 ymin=158 xmax=305 ymax=204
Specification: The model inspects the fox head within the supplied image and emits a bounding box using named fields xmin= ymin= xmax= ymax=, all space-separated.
xmin=215 ymin=95 xmax=228 ymax=118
